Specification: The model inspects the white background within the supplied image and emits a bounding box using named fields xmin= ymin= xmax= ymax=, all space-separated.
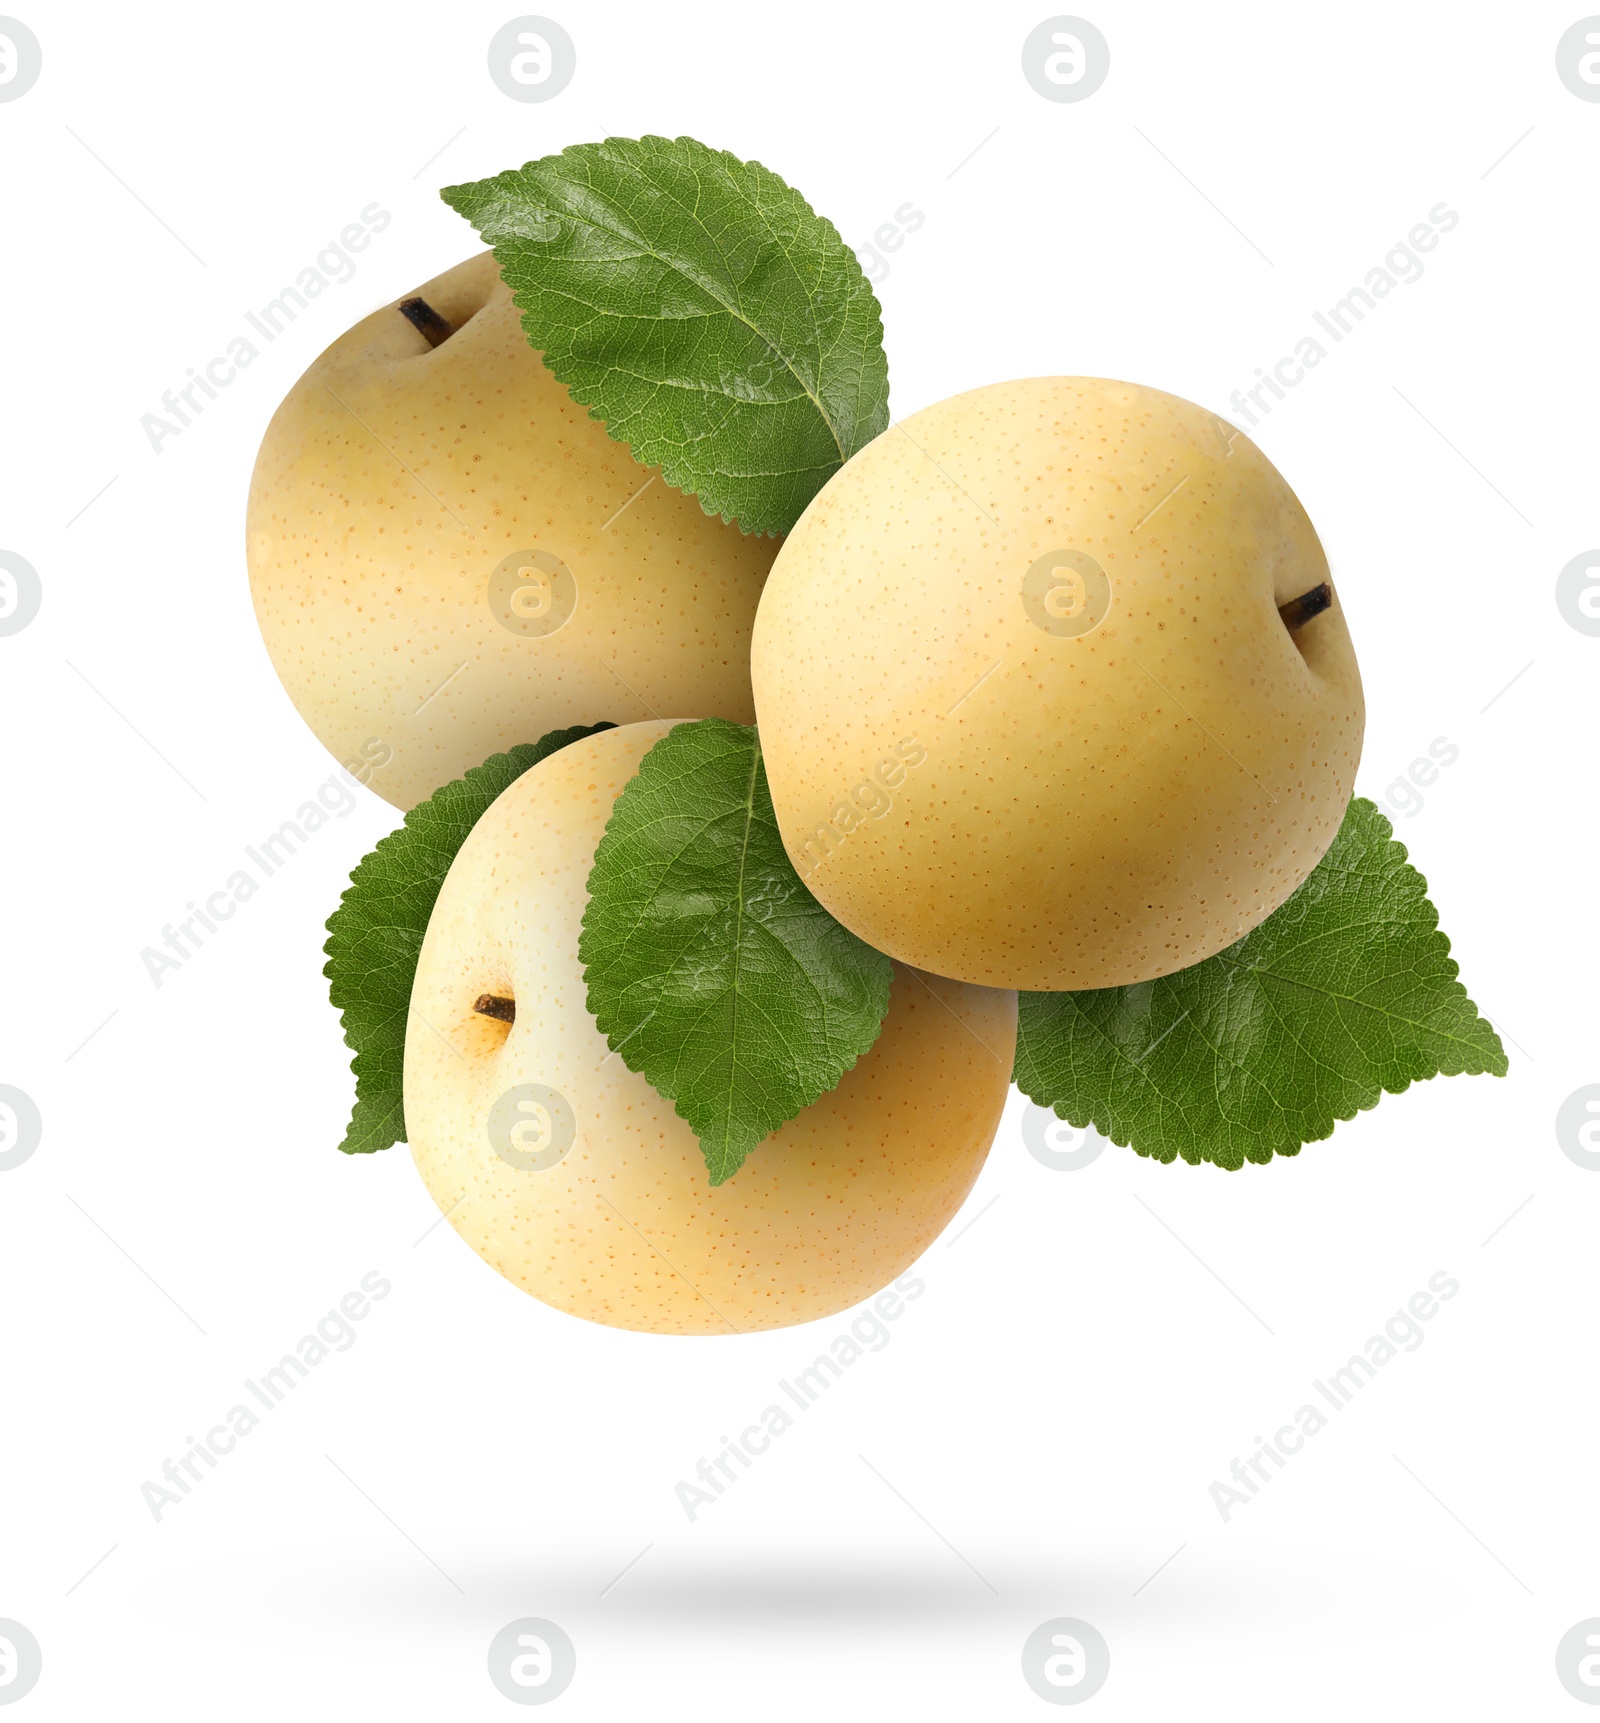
xmin=2 ymin=1 xmax=1596 ymax=1716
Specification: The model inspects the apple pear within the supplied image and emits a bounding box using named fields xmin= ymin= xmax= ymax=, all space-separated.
xmin=247 ymin=252 xmax=776 ymax=810
xmin=403 ymin=721 xmax=1016 ymax=1336
xmin=751 ymin=376 xmax=1364 ymax=991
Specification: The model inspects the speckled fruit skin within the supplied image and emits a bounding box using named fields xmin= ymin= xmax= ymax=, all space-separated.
xmin=751 ymin=377 xmax=1365 ymax=992
xmin=247 ymin=252 xmax=776 ymax=811
xmin=404 ymin=722 xmax=1017 ymax=1336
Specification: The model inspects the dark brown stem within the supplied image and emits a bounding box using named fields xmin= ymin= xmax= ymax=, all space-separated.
xmin=472 ymin=993 xmax=516 ymax=1023
xmin=1278 ymin=582 xmax=1332 ymax=631
xmin=399 ymin=296 xmax=455 ymax=349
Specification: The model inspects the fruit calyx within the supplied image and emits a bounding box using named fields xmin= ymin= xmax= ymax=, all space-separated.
xmin=399 ymin=296 xmax=455 ymax=349
xmin=472 ymin=993 xmax=516 ymax=1023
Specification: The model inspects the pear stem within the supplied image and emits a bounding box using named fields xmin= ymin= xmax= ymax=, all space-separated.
xmin=472 ymin=994 xmax=516 ymax=1023
xmin=1278 ymin=583 xmax=1332 ymax=631
xmin=399 ymin=296 xmax=454 ymax=349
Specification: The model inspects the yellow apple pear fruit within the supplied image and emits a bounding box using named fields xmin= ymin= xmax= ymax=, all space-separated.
xmin=247 ymin=252 xmax=777 ymax=810
xmin=403 ymin=721 xmax=1017 ymax=1336
xmin=751 ymin=376 xmax=1364 ymax=991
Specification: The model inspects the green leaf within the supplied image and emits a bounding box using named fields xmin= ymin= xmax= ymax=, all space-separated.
xmin=324 ymin=724 xmax=614 ymax=1155
xmin=579 ymin=719 xmax=894 ymax=1184
xmin=1013 ymin=799 xmax=1508 ymax=1169
xmin=441 ymin=135 xmax=890 ymax=537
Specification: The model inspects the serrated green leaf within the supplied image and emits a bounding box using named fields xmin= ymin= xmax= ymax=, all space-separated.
xmin=441 ymin=135 xmax=890 ymax=536
xmin=324 ymin=724 xmax=614 ymax=1155
xmin=1013 ymin=798 xmax=1508 ymax=1169
xmin=579 ymin=719 xmax=894 ymax=1184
